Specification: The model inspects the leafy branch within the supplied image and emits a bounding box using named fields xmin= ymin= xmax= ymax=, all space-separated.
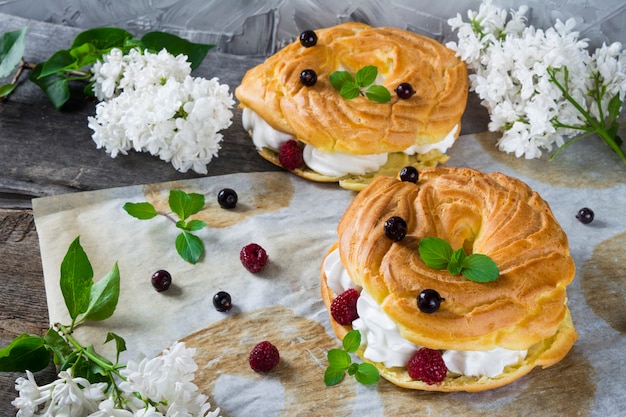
xmin=123 ymin=189 xmax=207 ymax=264
xmin=0 ymin=236 xmax=124 ymax=387
xmin=0 ymin=26 xmax=213 ymax=108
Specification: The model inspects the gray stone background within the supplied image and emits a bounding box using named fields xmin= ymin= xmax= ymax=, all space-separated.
xmin=0 ymin=0 xmax=625 ymax=56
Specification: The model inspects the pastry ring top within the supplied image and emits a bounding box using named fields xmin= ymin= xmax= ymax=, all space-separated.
xmin=336 ymin=167 xmax=576 ymax=351
xmin=235 ymin=22 xmax=468 ymax=155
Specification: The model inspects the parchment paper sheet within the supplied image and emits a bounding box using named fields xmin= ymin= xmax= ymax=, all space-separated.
xmin=33 ymin=132 xmax=626 ymax=417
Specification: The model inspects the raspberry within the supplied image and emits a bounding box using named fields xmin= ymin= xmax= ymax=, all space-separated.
xmin=278 ymin=139 xmax=304 ymax=171
xmin=240 ymin=243 xmax=268 ymax=273
xmin=249 ymin=341 xmax=280 ymax=372
xmin=407 ymin=348 xmax=448 ymax=385
xmin=330 ymin=288 xmax=360 ymax=325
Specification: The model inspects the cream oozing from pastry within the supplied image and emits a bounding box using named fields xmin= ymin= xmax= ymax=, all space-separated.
xmin=323 ymin=248 xmax=527 ymax=377
xmin=242 ymin=108 xmax=457 ymax=177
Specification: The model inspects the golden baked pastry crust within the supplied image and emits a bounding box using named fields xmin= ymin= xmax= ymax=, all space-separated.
xmin=320 ymin=167 xmax=578 ymax=391
xmin=235 ymin=22 xmax=468 ymax=155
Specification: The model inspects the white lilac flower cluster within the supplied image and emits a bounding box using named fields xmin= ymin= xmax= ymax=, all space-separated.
xmin=12 ymin=342 xmax=220 ymax=417
xmin=446 ymin=0 xmax=626 ymax=159
xmin=88 ymin=48 xmax=235 ymax=174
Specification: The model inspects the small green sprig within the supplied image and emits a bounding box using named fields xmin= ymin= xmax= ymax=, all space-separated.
xmin=0 ymin=26 xmax=213 ymax=108
xmin=124 ymin=189 xmax=206 ymax=264
xmin=324 ymin=329 xmax=380 ymax=386
xmin=329 ymin=65 xmax=391 ymax=103
xmin=418 ymin=237 xmax=499 ymax=283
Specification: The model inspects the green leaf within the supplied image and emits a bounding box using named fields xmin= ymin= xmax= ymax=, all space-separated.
xmin=44 ymin=328 xmax=73 ymax=367
xmin=0 ymin=27 xmax=27 ymax=78
xmin=123 ymin=202 xmax=158 ymax=220
xmin=140 ymin=31 xmax=213 ymax=70
xmin=185 ymin=219 xmax=207 ymax=231
xmin=60 ymin=236 xmax=94 ymax=320
xmin=324 ymin=366 xmax=345 ymax=386
xmin=175 ymin=230 xmax=204 ymax=264
xmin=365 ymin=85 xmax=391 ymax=103
xmin=354 ymin=363 xmax=380 ymax=385
xmin=82 ymin=262 xmax=120 ymax=322
xmin=461 ymin=254 xmax=499 ymax=282
xmin=0 ymin=334 xmax=49 ymax=373
xmin=355 ymin=65 xmax=378 ymax=87
xmin=448 ymin=248 xmax=466 ymax=275
xmin=340 ymin=81 xmax=360 ymax=100
xmin=0 ymin=83 xmax=17 ymax=97
xmin=71 ymin=27 xmax=134 ymax=50
xmin=419 ymin=237 xmax=453 ymax=270
xmin=347 ymin=362 xmax=359 ymax=376
xmin=327 ymin=348 xmax=352 ymax=371
xmin=104 ymin=332 xmax=127 ymax=365
xmin=38 ymin=49 xmax=76 ymax=78
xmin=329 ymin=70 xmax=353 ymax=91
xmin=28 ymin=62 xmax=70 ymax=109
xmin=342 ymin=330 xmax=361 ymax=353
xmin=169 ymin=189 xmax=205 ymax=221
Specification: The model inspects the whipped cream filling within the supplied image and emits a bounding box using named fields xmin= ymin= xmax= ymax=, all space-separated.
xmin=323 ymin=248 xmax=527 ymax=378
xmin=241 ymin=107 xmax=458 ymax=177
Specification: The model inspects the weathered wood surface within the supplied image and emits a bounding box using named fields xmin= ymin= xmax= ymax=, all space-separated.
xmin=0 ymin=12 xmax=490 ymax=415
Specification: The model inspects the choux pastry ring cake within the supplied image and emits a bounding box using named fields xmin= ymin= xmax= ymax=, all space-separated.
xmin=320 ymin=166 xmax=578 ymax=391
xmin=235 ymin=22 xmax=468 ymax=191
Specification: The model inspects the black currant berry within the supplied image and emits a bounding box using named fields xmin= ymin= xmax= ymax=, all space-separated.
xmin=418 ymin=289 xmax=444 ymax=313
xmin=217 ymin=188 xmax=238 ymax=209
xmin=399 ymin=166 xmax=419 ymax=183
xmin=213 ymin=291 xmax=233 ymax=312
xmin=395 ymin=82 xmax=416 ymax=99
xmin=151 ymin=270 xmax=172 ymax=292
xmin=299 ymin=30 xmax=318 ymax=47
xmin=575 ymin=207 xmax=594 ymax=224
xmin=300 ymin=69 xmax=317 ymax=86
xmin=384 ymin=216 xmax=408 ymax=241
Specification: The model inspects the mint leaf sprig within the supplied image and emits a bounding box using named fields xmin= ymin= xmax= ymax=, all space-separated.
xmin=330 ymin=65 xmax=391 ymax=103
xmin=418 ymin=237 xmax=499 ymax=283
xmin=324 ymin=329 xmax=380 ymax=386
xmin=123 ymin=189 xmax=206 ymax=264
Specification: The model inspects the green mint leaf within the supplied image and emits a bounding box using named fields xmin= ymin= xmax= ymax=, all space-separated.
xmin=186 ymin=219 xmax=207 ymax=231
xmin=71 ymin=27 xmax=134 ymax=50
xmin=327 ymin=348 xmax=352 ymax=371
xmin=342 ymin=330 xmax=361 ymax=353
xmin=347 ymin=362 xmax=359 ymax=376
xmin=0 ymin=334 xmax=49 ymax=373
xmin=365 ymin=85 xmax=391 ymax=103
xmin=82 ymin=262 xmax=120 ymax=322
xmin=340 ymin=81 xmax=360 ymax=99
xmin=169 ymin=190 xmax=205 ymax=221
xmin=28 ymin=63 xmax=70 ymax=109
xmin=60 ymin=236 xmax=94 ymax=320
xmin=419 ymin=237 xmax=453 ymax=270
xmin=329 ymin=70 xmax=353 ymax=91
xmin=461 ymin=253 xmax=499 ymax=282
xmin=175 ymin=230 xmax=204 ymax=264
xmin=324 ymin=365 xmax=345 ymax=386
xmin=0 ymin=26 xmax=27 ymax=78
xmin=354 ymin=363 xmax=380 ymax=385
xmin=140 ymin=31 xmax=213 ymax=71
xmin=44 ymin=328 xmax=73 ymax=367
xmin=355 ymin=65 xmax=378 ymax=87
xmin=123 ymin=202 xmax=158 ymax=220
xmin=447 ymin=248 xmax=466 ymax=275
xmin=0 ymin=83 xmax=17 ymax=98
